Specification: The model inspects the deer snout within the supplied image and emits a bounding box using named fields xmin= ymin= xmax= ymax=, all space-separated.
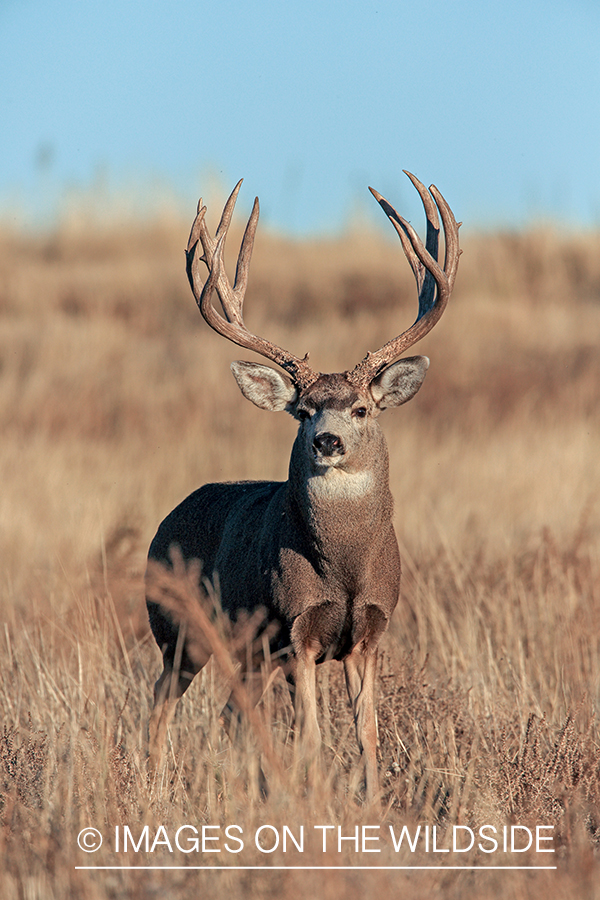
xmin=313 ymin=431 xmax=345 ymax=458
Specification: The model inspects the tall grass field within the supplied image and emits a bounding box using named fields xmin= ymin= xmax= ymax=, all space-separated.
xmin=0 ymin=195 xmax=599 ymax=898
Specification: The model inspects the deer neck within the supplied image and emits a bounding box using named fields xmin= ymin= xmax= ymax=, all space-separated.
xmin=286 ymin=430 xmax=393 ymax=558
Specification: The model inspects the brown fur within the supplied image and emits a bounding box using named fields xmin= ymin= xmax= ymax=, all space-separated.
xmin=146 ymin=367 xmax=426 ymax=801
xmin=146 ymin=174 xmax=459 ymax=802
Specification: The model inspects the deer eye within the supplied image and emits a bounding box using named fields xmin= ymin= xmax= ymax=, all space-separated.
xmin=352 ymin=407 xmax=368 ymax=419
xmin=296 ymin=409 xmax=311 ymax=422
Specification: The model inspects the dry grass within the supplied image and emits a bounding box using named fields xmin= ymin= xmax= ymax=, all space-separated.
xmin=0 ymin=200 xmax=599 ymax=898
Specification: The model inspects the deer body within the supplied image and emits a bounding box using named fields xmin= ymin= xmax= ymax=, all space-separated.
xmin=146 ymin=173 xmax=460 ymax=801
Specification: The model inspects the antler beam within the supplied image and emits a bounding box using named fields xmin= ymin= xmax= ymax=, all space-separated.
xmin=348 ymin=171 xmax=461 ymax=387
xmin=186 ymin=181 xmax=319 ymax=391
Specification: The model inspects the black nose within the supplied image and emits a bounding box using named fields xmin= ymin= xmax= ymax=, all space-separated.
xmin=313 ymin=432 xmax=344 ymax=457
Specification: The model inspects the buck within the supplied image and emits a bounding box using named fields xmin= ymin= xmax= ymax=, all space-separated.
xmin=146 ymin=171 xmax=460 ymax=801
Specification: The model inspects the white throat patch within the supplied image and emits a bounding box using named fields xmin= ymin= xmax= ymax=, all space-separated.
xmin=307 ymin=467 xmax=375 ymax=501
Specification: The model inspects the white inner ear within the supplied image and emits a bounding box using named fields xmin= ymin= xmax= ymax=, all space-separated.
xmin=370 ymin=356 xmax=430 ymax=408
xmin=231 ymin=361 xmax=297 ymax=411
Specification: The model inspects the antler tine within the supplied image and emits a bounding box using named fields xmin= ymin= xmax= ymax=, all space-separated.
xmin=196 ymin=216 xmax=256 ymax=334
xmin=186 ymin=181 xmax=246 ymax=326
xmin=186 ymin=179 xmax=243 ymax=261
xmin=215 ymin=178 xmax=244 ymax=243
xmin=369 ymin=172 xmax=440 ymax=315
xmin=429 ymin=183 xmax=461 ymax=294
xmin=349 ymin=171 xmax=460 ymax=386
xmin=231 ymin=194 xmax=260 ymax=311
xmin=186 ymin=183 xmax=319 ymax=391
xmin=403 ymin=170 xmax=440 ymax=317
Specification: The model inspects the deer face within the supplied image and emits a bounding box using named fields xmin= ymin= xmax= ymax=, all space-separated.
xmin=294 ymin=373 xmax=379 ymax=473
xmin=230 ymin=357 xmax=430 ymax=475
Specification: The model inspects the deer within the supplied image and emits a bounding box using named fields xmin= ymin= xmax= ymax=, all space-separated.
xmin=145 ymin=171 xmax=460 ymax=802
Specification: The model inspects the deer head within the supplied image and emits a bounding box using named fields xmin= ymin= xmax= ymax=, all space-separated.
xmin=185 ymin=172 xmax=460 ymax=484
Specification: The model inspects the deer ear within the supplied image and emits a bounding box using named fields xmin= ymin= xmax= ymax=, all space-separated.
xmin=370 ymin=356 xmax=430 ymax=409
xmin=231 ymin=361 xmax=298 ymax=411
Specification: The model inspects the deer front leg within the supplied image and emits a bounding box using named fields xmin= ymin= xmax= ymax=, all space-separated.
xmin=344 ymin=645 xmax=379 ymax=804
xmin=289 ymin=642 xmax=323 ymax=796
xmin=290 ymin=606 xmax=325 ymax=767
xmin=148 ymin=665 xmax=195 ymax=777
xmin=148 ymin=621 xmax=206 ymax=779
xmin=293 ymin=645 xmax=321 ymax=758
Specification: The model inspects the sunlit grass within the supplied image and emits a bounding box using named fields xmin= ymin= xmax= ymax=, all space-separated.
xmin=0 ymin=207 xmax=599 ymax=897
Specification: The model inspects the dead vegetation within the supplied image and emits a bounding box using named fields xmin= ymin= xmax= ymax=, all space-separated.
xmin=0 ymin=202 xmax=599 ymax=898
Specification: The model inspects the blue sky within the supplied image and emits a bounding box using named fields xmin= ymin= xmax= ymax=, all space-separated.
xmin=1 ymin=0 xmax=599 ymax=234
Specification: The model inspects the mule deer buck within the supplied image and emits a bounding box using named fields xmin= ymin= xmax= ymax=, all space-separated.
xmin=146 ymin=171 xmax=460 ymax=801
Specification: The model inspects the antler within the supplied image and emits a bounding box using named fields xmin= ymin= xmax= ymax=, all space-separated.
xmin=348 ymin=171 xmax=461 ymax=387
xmin=186 ymin=180 xmax=319 ymax=391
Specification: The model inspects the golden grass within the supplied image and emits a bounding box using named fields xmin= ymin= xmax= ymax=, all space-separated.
xmin=0 ymin=204 xmax=599 ymax=898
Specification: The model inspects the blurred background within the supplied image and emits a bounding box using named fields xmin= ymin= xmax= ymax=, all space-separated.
xmin=1 ymin=0 xmax=599 ymax=234
xmin=1 ymin=3 xmax=600 ymax=898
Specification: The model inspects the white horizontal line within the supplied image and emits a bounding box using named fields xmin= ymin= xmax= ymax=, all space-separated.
xmin=75 ymin=865 xmax=557 ymax=871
